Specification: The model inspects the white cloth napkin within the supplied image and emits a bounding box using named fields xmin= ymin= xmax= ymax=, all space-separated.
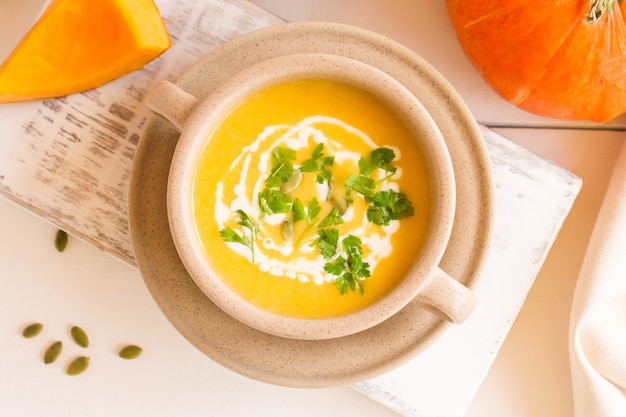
xmin=570 ymin=141 xmax=626 ymax=416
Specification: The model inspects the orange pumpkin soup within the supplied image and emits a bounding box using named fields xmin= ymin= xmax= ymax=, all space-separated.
xmin=191 ymin=78 xmax=432 ymax=319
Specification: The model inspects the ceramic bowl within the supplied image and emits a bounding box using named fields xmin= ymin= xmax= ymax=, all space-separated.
xmin=145 ymin=52 xmax=476 ymax=340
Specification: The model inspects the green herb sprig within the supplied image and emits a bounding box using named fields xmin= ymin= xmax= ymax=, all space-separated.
xmin=312 ymin=227 xmax=339 ymax=259
xmin=265 ymin=146 xmax=296 ymax=188
xmin=367 ymin=189 xmax=414 ymax=226
xmin=258 ymin=188 xmax=292 ymax=216
xmin=259 ymin=146 xmax=300 ymax=216
xmin=345 ymin=148 xmax=414 ymax=226
xmin=299 ymin=143 xmax=335 ymax=184
xmin=219 ymin=210 xmax=259 ymax=263
xmin=291 ymin=197 xmax=322 ymax=248
xmin=323 ymin=235 xmax=371 ymax=295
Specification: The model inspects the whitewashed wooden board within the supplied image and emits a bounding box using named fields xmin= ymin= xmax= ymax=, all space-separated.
xmin=0 ymin=0 xmax=283 ymax=265
xmin=354 ymin=125 xmax=581 ymax=417
xmin=0 ymin=1 xmax=581 ymax=416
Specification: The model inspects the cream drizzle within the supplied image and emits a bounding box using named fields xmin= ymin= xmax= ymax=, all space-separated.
xmin=214 ymin=116 xmax=402 ymax=285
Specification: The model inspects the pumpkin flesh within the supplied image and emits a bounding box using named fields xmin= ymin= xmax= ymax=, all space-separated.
xmin=0 ymin=0 xmax=171 ymax=103
xmin=447 ymin=0 xmax=626 ymax=122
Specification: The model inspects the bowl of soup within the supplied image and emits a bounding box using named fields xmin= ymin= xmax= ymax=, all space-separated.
xmin=145 ymin=53 xmax=475 ymax=340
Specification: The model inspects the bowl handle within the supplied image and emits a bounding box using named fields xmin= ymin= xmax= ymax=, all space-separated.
xmin=144 ymin=80 xmax=200 ymax=132
xmin=416 ymin=268 xmax=476 ymax=323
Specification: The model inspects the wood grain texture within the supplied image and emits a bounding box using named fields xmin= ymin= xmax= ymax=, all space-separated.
xmin=0 ymin=0 xmax=283 ymax=265
xmin=353 ymin=126 xmax=582 ymax=417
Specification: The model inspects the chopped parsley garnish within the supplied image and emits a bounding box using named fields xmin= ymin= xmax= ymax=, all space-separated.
xmin=219 ymin=144 xmax=415 ymax=295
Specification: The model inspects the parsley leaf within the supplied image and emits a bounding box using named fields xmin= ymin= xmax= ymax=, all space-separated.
xmin=219 ymin=228 xmax=247 ymax=246
xmin=344 ymin=174 xmax=376 ymax=200
xmin=324 ymin=234 xmax=370 ymax=295
xmin=219 ymin=210 xmax=258 ymax=263
xmin=344 ymin=148 xmax=415 ymax=229
xmin=312 ymin=228 xmax=339 ymax=259
xmin=324 ymin=256 xmax=346 ymax=275
xmin=258 ymin=188 xmax=292 ymax=216
xmin=299 ymin=160 xmax=320 ymax=172
xmin=307 ymin=197 xmax=322 ymax=220
xmin=366 ymin=190 xmax=415 ymax=226
xmin=359 ymin=147 xmax=397 ymax=176
xmin=311 ymin=142 xmax=325 ymax=159
xmin=265 ymin=147 xmax=296 ymax=188
xmin=342 ymin=235 xmax=370 ymax=279
xmin=272 ymin=146 xmax=297 ymax=168
xmin=318 ymin=208 xmax=344 ymax=227
xmin=292 ymin=197 xmax=322 ymax=247
xmin=342 ymin=235 xmax=363 ymax=259
xmin=299 ymin=143 xmax=335 ymax=184
xmin=334 ymin=272 xmax=364 ymax=295
xmin=236 ymin=209 xmax=257 ymax=231
xmin=291 ymin=198 xmax=306 ymax=223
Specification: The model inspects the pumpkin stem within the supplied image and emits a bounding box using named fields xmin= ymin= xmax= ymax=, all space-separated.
xmin=587 ymin=0 xmax=621 ymax=22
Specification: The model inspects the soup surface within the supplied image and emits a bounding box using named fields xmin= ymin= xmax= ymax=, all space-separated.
xmin=192 ymin=78 xmax=432 ymax=319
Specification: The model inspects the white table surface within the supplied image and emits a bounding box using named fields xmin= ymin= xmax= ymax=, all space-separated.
xmin=1 ymin=1 xmax=624 ymax=416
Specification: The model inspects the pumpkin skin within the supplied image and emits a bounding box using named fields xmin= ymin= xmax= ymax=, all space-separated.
xmin=447 ymin=0 xmax=626 ymax=122
xmin=0 ymin=0 xmax=171 ymax=103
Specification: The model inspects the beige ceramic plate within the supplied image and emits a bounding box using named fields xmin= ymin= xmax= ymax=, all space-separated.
xmin=129 ymin=22 xmax=494 ymax=388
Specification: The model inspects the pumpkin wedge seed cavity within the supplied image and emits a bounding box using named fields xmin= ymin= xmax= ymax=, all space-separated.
xmin=70 ymin=326 xmax=89 ymax=348
xmin=118 ymin=345 xmax=143 ymax=360
xmin=67 ymin=356 xmax=90 ymax=375
xmin=22 ymin=322 xmax=43 ymax=338
xmin=44 ymin=341 xmax=63 ymax=364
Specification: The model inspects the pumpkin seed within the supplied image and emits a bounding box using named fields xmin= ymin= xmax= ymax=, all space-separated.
xmin=327 ymin=180 xmax=335 ymax=196
xmin=70 ymin=326 xmax=89 ymax=348
xmin=54 ymin=229 xmax=68 ymax=252
xmin=280 ymin=169 xmax=302 ymax=194
xmin=22 ymin=323 xmax=43 ymax=338
xmin=280 ymin=220 xmax=294 ymax=243
xmin=329 ymin=193 xmax=348 ymax=215
xmin=326 ymin=181 xmax=348 ymax=215
xmin=118 ymin=345 xmax=143 ymax=360
xmin=43 ymin=341 xmax=63 ymax=364
xmin=66 ymin=356 xmax=90 ymax=375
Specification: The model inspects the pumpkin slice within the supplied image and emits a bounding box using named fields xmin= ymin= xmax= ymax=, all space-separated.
xmin=0 ymin=0 xmax=171 ymax=103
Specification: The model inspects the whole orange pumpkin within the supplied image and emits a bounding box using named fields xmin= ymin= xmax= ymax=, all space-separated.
xmin=446 ymin=0 xmax=626 ymax=122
